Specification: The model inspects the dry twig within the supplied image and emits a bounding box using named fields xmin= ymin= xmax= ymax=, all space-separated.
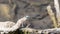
xmin=47 ymin=5 xmax=57 ymax=28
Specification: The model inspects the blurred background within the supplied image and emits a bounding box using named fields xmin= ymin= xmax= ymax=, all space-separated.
xmin=0 ymin=0 xmax=59 ymax=34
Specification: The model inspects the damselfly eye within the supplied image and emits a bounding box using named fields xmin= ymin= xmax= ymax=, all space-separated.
xmin=25 ymin=16 xmax=30 ymax=19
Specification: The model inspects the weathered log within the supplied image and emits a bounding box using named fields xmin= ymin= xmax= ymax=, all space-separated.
xmin=0 ymin=16 xmax=29 ymax=34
